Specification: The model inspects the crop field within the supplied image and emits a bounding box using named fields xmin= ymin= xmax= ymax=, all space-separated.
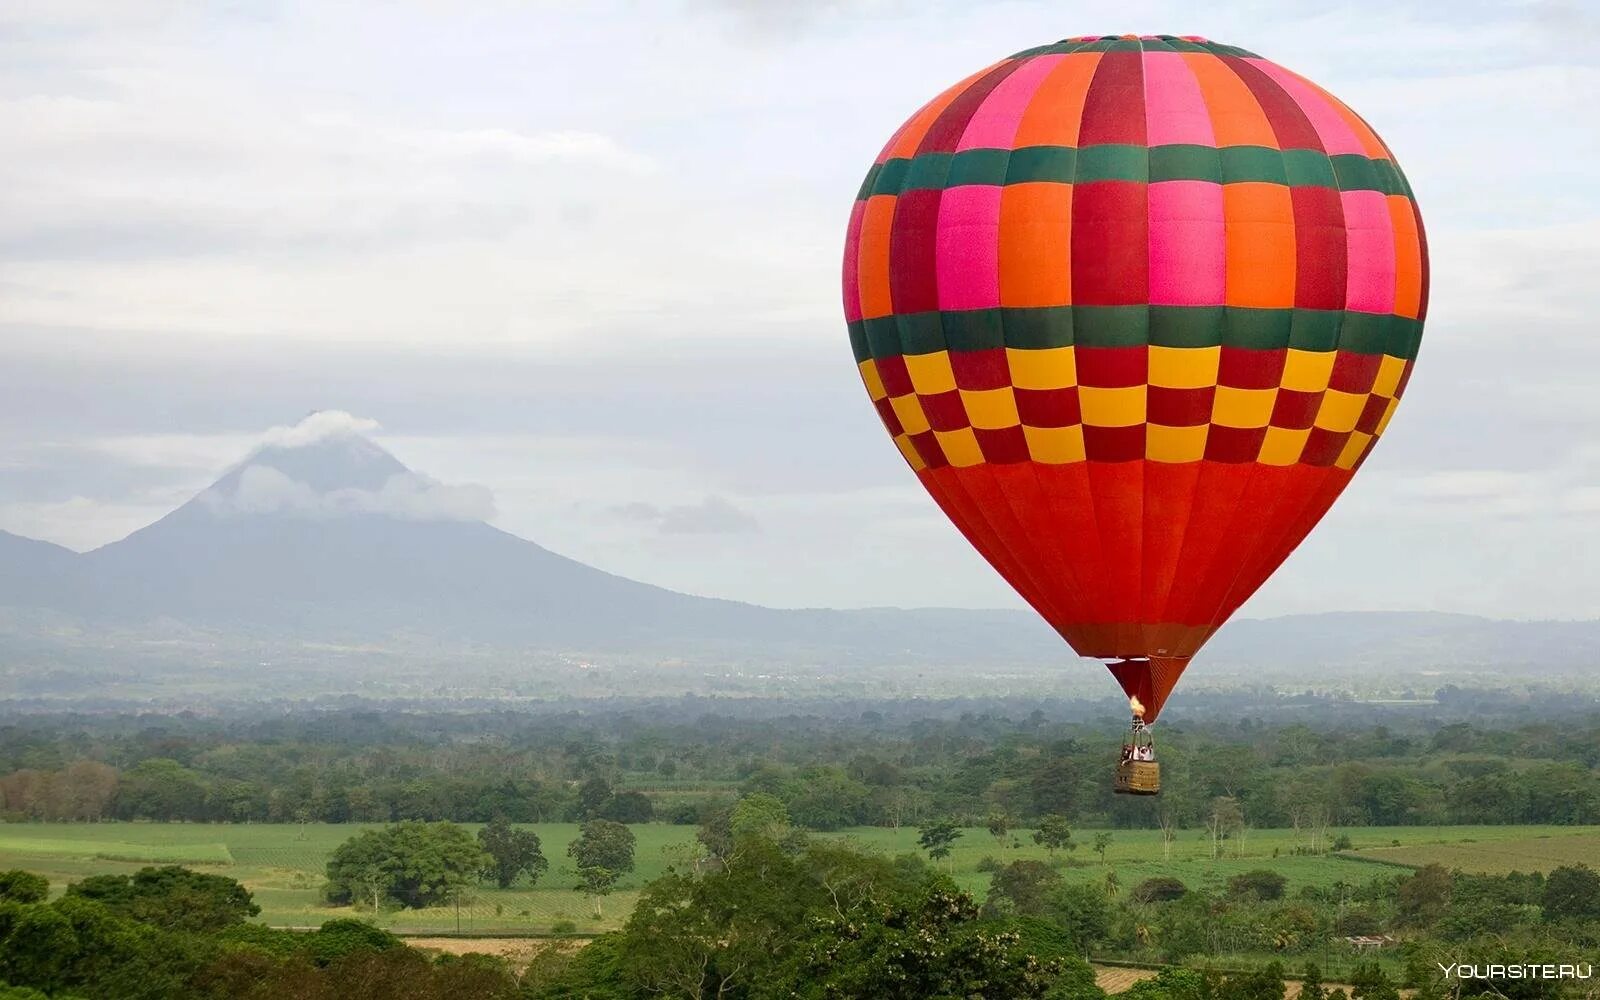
xmin=1345 ymin=830 xmax=1600 ymax=874
xmin=0 ymin=822 xmax=1592 ymax=934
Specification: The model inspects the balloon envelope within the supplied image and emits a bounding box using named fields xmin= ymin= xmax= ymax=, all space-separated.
xmin=842 ymin=35 xmax=1427 ymax=721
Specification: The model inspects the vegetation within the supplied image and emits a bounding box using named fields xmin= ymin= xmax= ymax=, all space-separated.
xmin=476 ymin=817 xmax=548 ymax=890
xmin=323 ymin=822 xmax=486 ymax=910
xmin=5 ymin=702 xmax=1600 ymax=996
xmin=6 ymin=703 xmax=1600 ymax=834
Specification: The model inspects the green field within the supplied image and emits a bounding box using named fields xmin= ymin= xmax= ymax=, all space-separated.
xmin=1347 ymin=830 xmax=1600 ymax=874
xmin=0 ymin=822 xmax=1591 ymax=934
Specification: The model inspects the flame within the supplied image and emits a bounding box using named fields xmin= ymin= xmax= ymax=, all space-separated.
xmin=1129 ymin=695 xmax=1146 ymax=719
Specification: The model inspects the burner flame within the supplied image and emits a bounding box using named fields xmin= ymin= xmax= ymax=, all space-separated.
xmin=1129 ymin=695 xmax=1146 ymax=719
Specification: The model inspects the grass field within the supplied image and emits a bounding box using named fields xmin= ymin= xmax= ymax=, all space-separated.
xmin=0 ymin=822 xmax=1592 ymax=934
xmin=1344 ymin=830 xmax=1600 ymax=874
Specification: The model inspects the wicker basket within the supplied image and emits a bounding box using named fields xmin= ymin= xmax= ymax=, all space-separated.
xmin=1113 ymin=759 xmax=1161 ymax=795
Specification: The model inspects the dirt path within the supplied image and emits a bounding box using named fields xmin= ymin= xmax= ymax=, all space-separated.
xmin=1091 ymin=966 xmax=1369 ymax=998
xmin=403 ymin=937 xmax=585 ymax=964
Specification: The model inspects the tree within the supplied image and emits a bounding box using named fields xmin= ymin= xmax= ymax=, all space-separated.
xmin=1542 ymin=864 xmax=1600 ymax=921
xmin=66 ymin=865 xmax=259 ymax=932
xmin=475 ymin=817 xmax=548 ymax=889
xmin=1050 ymin=882 xmax=1112 ymax=957
xmin=1157 ymin=809 xmax=1177 ymax=862
xmin=601 ymin=790 xmax=654 ymax=824
xmin=984 ymin=860 xmax=1063 ymax=917
xmin=785 ymin=766 xmax=870 ymax=831
xmin=1350 ymin=961 xmax=1400 ymax=1000
xmin=1301 ymin=963 xmax=1326 ymax=1000
xmin=0 ymin=871 xmax=48 ymax=904
xmin=1397 ymin=863 xmax=1452 ymax=926
xmin=986 ymin=811 xmax=1012 ymax=849
xmin=777 ymin=889 xmax=1063 ymax=999
xmin=1207 ymin=797 xmax=1244 ymax=859
xmin=729 ymin=792 xmax=792 ymax=844
xmin=577 ymin=775 xmax=614 ymax=820
xmin=568 ymin=819 xmax=637 ymax=877
xmin=575 ymin=865 xmax=621 ymax=918
xmin=1227 ymin=869 xmax=1288 ymax=902
xmin=1033 ymin=815 xmax=1075 ymax=858
xmin=1092 ymin=832 xmax=1113 ymax=864
xmin=917 ymin=820 xmax=961 ymax=868
xmin=324 ymin=821 xmax=487 ymax=909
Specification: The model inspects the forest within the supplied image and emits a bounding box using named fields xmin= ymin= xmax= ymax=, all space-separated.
xmin=2 ymin=696 xmax=1598 ymax=830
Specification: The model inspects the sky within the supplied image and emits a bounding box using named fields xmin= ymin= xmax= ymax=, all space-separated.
xmin=1 ymin=0 xmax=1597 ymax=618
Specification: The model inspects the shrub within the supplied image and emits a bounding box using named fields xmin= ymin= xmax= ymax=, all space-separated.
xmin=0 ymin=871 xmax=47 ymax=904
xmin=1131 ymin=876 xmax=1188 ymax=903
xmin=1227 ymin=869 xmax=1288 ymax=901
xmin=304 ymin=918 xmax=403 ymax=966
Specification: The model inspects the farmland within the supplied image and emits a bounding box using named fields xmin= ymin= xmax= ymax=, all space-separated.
xmin=0 ymin=821 xmax=1592 ymax=934
xmin=1347 ymin=830 xmax=1600 ymax=874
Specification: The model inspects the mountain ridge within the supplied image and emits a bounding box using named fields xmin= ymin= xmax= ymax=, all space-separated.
xmin=2 ymin=417 xmax=1596 ymax=670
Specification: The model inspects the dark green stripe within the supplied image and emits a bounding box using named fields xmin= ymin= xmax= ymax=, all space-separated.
xmin=866 ymin=144 xmax=1413 ymax=197
xmin=847 ymin=320 xmax=870 ymax=364
xmin=852 ymin=307 xmax=1422 ymax=360
xmin=1076 ymin=144 xmax=1148 ymax=183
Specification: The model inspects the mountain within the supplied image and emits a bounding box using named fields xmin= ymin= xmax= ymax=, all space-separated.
xmin=1 ymin=414 xmax=1596 ymax=676
xmin=0 ymin=421 xmax=1057 ymax=660
xmin=0 ymin=530 xmax=80 ymax=607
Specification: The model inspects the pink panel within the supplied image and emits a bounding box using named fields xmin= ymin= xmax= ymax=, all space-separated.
xmin=935 ymin=185 xmax=1002 ymax=311
xmin=843 ymin=199 xmax=866 ymax=322
xmin=1246 ymin=59 xmax=1366 ymax=155
xmin=1341 ymin=190 xmax=1396 ymax=314
xmin=957 ymin=54 xmax=1064 ymax=151
xmin=1142 ymin=51 xmax=1217 ymax=147
xmin=1148 ymin=180 xmax=1225 ymax=306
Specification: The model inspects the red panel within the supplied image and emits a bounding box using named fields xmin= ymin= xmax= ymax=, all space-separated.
xmin=1077 ymin=49 xmax=1147 ymax=146
xmin=950 ymin=348 xmax=1012 ymax=390
xmin=1140 ymin=460 xmax=1204 ymax=629
xmin=888 ymin=188 xmax=943 ymax=314
xmin=1329 ymin=351 xmax=1381 ymax=393
xmin=908 ymin=430 xmax=947 ymax=469
xmin=1076 ymin=345 xmax=1148 ymax=387
xmin=1219 ymin=55 xmax=1322 ymax=150
xmin=1084 ymin=425 xmax=1147 ymax=463
xmin=872 ymin=398 xmax=904 ymax=436
xmin=975 ymin=426 xmax=1030 ymax=464
xmin=1204 ymin=426 xmax=1266 ymax=463
xmin=1072 ymin=182 xmax=1150 ymax=306
xmin=1217 ymin=347 xmax=1285 ymax=389
xmin=875 ymin=354 xmax=913 ymax=397
xmin=1086 ymin=461 xmax=1144 ymax=651
xmin=1148 ymin=386 xmax=1214 ymax=426
xmin=1301 ymin=427 xmax=1349 ymax=467
xmin=1015 ymin=387 xmax=1081 ymax=427
xmin=1270 ymin=390 xmax=1320 ymax=429
xmin=1290 ymin=186 xmax=1347 ymax=310
xmin=1161 ymin=461 xmax=1254 ymax=626
xmin=920 ymin=390 xmax=969 ymax=431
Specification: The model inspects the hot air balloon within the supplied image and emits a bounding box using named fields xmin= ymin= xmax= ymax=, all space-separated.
xmin=842 ymin=35 xmax=1427 ymax=793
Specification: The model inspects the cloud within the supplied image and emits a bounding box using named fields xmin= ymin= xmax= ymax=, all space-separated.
xmin=203 ymin=465 xmax=495 ymax=522
xmin=611 ymin=495 xmax=759 ymax=535
xmin=259 ymin=411 xmax=381 ymax=449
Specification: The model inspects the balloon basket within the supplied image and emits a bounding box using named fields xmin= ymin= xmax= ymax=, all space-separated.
xmin=1114 ymin=716 xmax=1160 ymax=795
xmin=1113 ymin=759 xmax=1161 ymax=795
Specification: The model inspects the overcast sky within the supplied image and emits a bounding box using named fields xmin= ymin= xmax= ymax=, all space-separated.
xmin=2 ymin=1 xmax=1597 ymax=618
